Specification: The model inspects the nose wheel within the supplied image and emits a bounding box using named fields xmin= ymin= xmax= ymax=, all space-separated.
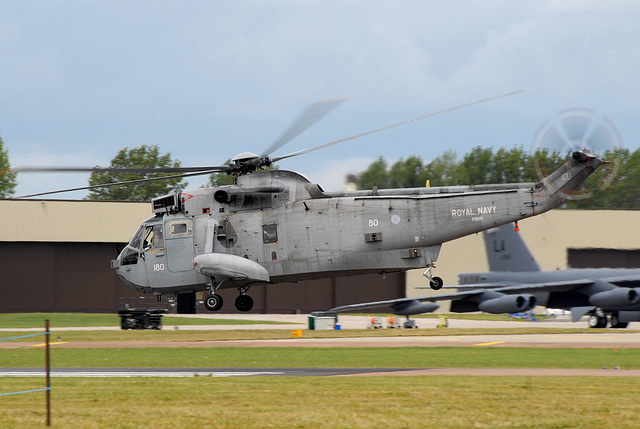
xmin=423 ymin=266 xmax=443 ymax=290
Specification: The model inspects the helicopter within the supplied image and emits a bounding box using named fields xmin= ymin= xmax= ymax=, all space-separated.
xmin=11 ymin=92 xmax=607 ymax=312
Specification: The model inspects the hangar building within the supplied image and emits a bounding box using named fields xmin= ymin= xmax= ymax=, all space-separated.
xmin=1 ymin=199 xmax=638 ymax=314
xmin=0 ymin=199 xmax=404 ymax=314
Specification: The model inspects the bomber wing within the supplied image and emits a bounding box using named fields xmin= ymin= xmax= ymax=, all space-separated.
xmin=442 ymin=279 xmax=595 ymax=293
xmin=327 ymin=288 xmax=535 ymax=316
xmin=328 ymin=290 xmax=489 ymax=315
xmin=327 ymin=276 xmax=640 ymax=317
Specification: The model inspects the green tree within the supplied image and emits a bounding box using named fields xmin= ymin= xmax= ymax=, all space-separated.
xmin=489 ymin=147 xmax=526 ymax=183
xmin=389 ymin=156 xmax=425 ymax=188
xmin=0 ymin=135 xmax=17 ymax=197
xmin=422 ymin=150 xmax=460 ymax=186
xmin=600 ymin=148 xmax=640 ymax=208
xmin=458 ymin=146 xmax=494 ymax=185
xmin=353 ymin=147 xmax=640 ymax=209
xmin=357 ymin=157 xmax=390 ymax=190
xmin=87 ymin=145 xmax=186 ymax=201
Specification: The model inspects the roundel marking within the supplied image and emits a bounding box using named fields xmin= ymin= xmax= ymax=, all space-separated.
xmin=391 ymin=214 xmax=401 ymax=225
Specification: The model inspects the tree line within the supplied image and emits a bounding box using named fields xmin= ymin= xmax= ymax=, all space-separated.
xmin=355 ymin=146 xmax=635 ymax=209
xmin=1 ymin=136 xmax=638 ymax=209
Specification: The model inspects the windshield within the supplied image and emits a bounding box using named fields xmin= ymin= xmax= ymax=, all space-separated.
xmin=119 ymin=224 xmax=145 ymax=266
xmin=128 ymin=224 xmax=145 ymax=250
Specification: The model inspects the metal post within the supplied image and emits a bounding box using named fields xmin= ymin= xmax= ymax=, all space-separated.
xmin=45 ymin=319 xmax=50 ymax=427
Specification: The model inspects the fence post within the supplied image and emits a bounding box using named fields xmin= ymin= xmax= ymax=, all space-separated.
xmin=45 ymin=319 xmax=50 ymax=427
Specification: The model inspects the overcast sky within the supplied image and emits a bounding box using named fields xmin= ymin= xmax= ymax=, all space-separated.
xmin=2 ymin=0 xmax=639 ymax=198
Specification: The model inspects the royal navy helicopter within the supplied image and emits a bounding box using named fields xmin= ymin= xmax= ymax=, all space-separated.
xmin=11 ymin=92 xmax=607 ymax=312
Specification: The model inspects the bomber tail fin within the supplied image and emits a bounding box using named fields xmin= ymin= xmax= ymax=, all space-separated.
xmin=483 ymin=224 xmax=540 ymax=272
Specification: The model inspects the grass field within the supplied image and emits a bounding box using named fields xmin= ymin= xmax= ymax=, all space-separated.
xmin=2 ymin=314 xmax=640 ymax=428
xmin=2 ymin=377 xmax=640 ymax=428
xmin=2 ymin=347 xmax=640 ymax=370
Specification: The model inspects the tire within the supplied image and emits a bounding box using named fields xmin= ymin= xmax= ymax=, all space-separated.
xmin=610 ymin=313 xmax=629 ymax=329
xmin=204 ymin=294 xmax=224 ymax=312
xmin=588 ymin=314 xmax=607 ymax=329
xmin=430 ymin=276 xmax=443 ymax=290
xmin=235 ymin=295 xmax=254 ymax=312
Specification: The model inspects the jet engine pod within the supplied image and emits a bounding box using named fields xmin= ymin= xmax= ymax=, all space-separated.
xmin=478 ymin=294 xmax=536 ymax=314
xmin=589 ymin=288 xmax=640 ymax=307
xmin=214 ymin=189 xmax=230 ymax=204
xmin=390 ymin=300 xmax=439 ymax=316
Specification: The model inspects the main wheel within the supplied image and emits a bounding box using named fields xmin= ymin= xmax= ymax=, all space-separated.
xmin=235 ymin=295 xmax=254 ymax=312
xmin=588 ymin=314 xmax=607 ymax=328
xmin=430 ymin=276 xmax=443 ymax=290
xmin=204 ymin=294 xmax=224 ymax=312
xmin=610 ymin=313 xmax=629 ymax=329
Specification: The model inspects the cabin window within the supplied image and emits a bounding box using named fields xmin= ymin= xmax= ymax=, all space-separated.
xmin=168 ymin=222 xmax=190 ymax=237
xmin=263 ymin=224 xmax=278 ymax=244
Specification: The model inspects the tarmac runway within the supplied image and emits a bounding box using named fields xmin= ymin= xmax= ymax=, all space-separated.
xmin=2 ymin=367 xmax=640 ymax=378
xmin=4 ymin=331 xmax=639 ymax=349
xmin=3 ymin=313 xmax=627 ymax=332
xmin=2 ymin=315 xmax=640 ymax=350
xmin=0 ymin=367 xmax=417 ymax=378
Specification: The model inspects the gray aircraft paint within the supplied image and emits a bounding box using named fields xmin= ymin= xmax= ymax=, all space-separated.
xmin=113 ymin=150 xmax=606 ymax=312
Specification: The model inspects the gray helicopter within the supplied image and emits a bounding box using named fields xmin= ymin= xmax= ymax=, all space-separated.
xmin=12 ymin=93 xmax=607 ymax=312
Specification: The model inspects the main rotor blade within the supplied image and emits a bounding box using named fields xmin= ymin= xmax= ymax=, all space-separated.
xmin=10 ymin=166 xmax=226 ymax=174
xmin=260 ymin=96 xmax=349 ymax=157
xmin=272 ymin=89 xmax=524 ymax=163
xmin=14 ymin=169 xmax=222 ymax=199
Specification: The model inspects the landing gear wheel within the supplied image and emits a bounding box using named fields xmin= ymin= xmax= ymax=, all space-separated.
xmin=430 ymin=276 xmax=443 ymax=290
xmin=610 ymin=313 xmax=628 ymax=329
xmin=235 ymin=295 xmax=254 ymax=312
xmin=588 ymin=314 xmax=608 ymax=329
xmin=204 ymin=294 xmax=224 ymax=312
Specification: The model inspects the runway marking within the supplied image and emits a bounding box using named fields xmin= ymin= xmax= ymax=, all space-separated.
xmin=474 ymin=341 xmax=506 ymax=346
xmin=29 ymin=342 xmax=69 ymax=347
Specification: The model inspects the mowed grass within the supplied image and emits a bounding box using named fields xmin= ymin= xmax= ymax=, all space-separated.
xmin=2 ymin=376 xmax=640 ymax=428
xmin=2 ymin=347 xmax=639 ymax=369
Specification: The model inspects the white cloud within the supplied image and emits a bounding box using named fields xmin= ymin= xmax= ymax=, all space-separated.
xmin=2 ymin=0 xmax=639 ymax=200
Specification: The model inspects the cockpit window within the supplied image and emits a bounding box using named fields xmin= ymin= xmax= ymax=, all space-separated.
xmin=143 ymin=224 xmax=164 ymax=250
xmin=121 ymin=225 xmax=145 ymax=266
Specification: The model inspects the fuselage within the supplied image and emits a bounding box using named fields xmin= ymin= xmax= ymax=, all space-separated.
xmin=112 ymin=151 xmax=604 ymax=296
